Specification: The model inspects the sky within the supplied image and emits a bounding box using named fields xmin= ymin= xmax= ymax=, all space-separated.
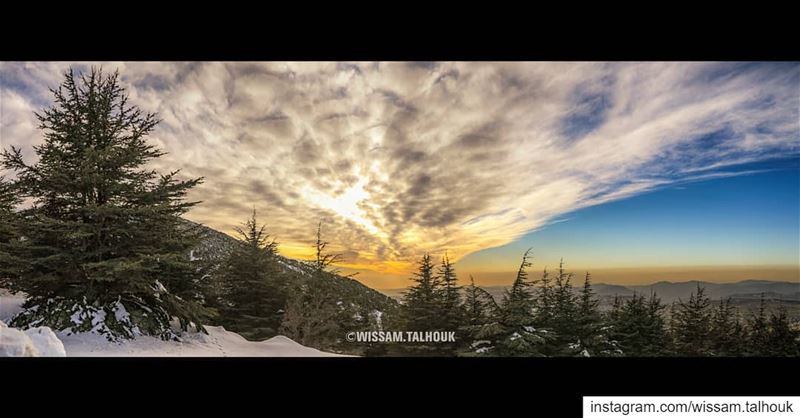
xmin=1 ymin=62 xmax=798 ymax=289
xmin=457 ymin=159 xmax=800 ymax=286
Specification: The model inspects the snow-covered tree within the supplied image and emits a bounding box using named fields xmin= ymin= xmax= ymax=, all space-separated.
xmin=574 ymin=272 xmax=618 ymax=356
xmin=1 ymin=67 xmax=210 ymax=340
xmin=473 ymin=249 xmax=550 ymax=356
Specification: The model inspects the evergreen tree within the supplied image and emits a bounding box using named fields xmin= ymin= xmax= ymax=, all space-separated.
xmin=218 ymin=210 xmax=286 ymax=340
xmin=474 ymin=249 xmax=550 ymax=356
xmin=1 ymin=68 xmax=210 ymax=339
xmin=501 ymin=248 xmax=535 ymax=327
xmin=279 ymin=222 xmax=345 ymax=350
xmin=672 ymin=284 xmax=712 ymax=356
xmin=645 ymin=293 xmax=671 ymax=355
xmin=546 ymin=259 xmax=579 ymax=355
xmin=575 ymin=272 xmax=618 ymax=356
xmin=0 ymin=177 xmax=16 ymax=223
xmin=459 ymin=275 xmax=500 ymax=354
xmin=463 ymin=275 xmax=488 ymax=327
xmin=765 ymin=304 xmax=800 ymax=356
xmin=747 ymin=293 xmax=771 ymax=356
xmin=396 ymin=253 xmax=448 ymax=355
xmin=434 ymin=252 xmax=464 ymax=332
xmin=401 ymin=253 xmax=439 ymax=332
xmin=533 ymin=267 xmax=554 ymax=328
xmin=0 ymin=178 xmax=20 ymax=287
xmin=608 ymin=292 xmax=669 ymax=356
xmin=708 ymin=298 xmax=745 ymax=356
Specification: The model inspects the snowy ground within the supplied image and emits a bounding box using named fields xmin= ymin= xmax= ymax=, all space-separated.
xmin=0 ymin=290 xmax=344 ymax=357
xmin=56 ymin=326 xmax=343 ymax=357
xmin=0 ymin=289 xmax=25 ymax=324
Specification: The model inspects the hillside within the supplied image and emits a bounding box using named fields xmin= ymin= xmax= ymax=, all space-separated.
xmin=189 ymin=219 xmax=398 ymax=313
xmin=187 ymin=220 xmax=400 ymax=343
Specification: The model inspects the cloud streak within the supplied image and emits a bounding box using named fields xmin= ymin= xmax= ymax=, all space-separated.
xmin=1 ymin=62 xmax=798 ymax=284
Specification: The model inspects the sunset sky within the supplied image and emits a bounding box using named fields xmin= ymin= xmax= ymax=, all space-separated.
xmin=1 ymin=62 xmax=798 ymax=289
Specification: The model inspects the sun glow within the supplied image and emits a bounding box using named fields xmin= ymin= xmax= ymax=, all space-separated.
xmin=301 ymin=178 xmax=380 ymax=235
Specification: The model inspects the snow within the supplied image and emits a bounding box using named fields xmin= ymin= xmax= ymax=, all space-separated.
xmin=0 ymin=320 xmax=66 ymax=357
xmin=57 ymin=326 xmax=347 ymax=357
xmin=0 ymin=289 xmax=346 ymax=357
xmin=22 ymin=326 xmax=66 ymax=356
xmin=277 ymin=259 xmax=308 ymax=275
xmin=69 ymin=310 xmax=83 ymax=326
xmin=471 ymin=339 xmax=491 ymax=348
xmin=153 ymin=280 xmax=167 ymax=294
xmin=0 ymin=322 xmax=38 ymax=357
xmin=372 ymin=310 xmax=383 ymax=330
xmin=112 ymin=300 xmax=130 ymax=322
xmin=0 ymin=291 xmax=25 ymax=322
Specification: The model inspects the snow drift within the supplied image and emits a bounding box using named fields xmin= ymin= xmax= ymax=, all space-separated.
xmin=57 ymin=325 xmax=345 ymax=357
xmin=0 ymin=320 xmax=67 ymax=357
xmin=0 ymin=290 xmax=344 ymax=357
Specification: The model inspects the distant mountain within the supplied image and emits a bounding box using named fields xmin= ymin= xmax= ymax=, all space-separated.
xmin=380 ymin=279 xmax=800 ymax=306
xmin=626 ymin=280 xmax=800 ymax=303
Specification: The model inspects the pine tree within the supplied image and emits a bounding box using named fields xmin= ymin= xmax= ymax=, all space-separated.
xmin=401 ymin=253 xmax=439 ymax=332
xmin=546 ymin=258 xmax=579 ymax=355
xmin=279 ymin=222 xmax=345 ymax=350
xmin=459 ymin=275 xmax=500 ymax=355
xmin=463 ymin=275 xmax=488 ymax=326
xmin=0 ymin=177 xmax=16 ymax=221
xmin=474 ymin=249 xmax=550 ymax=356
xmin=606 ymin=295 xmax=627 ymax=356
xmin=218 ymin=210 xmax=287 ymax=340
xmin=502 ymin=248 xmax=535 ymax=328
xmin=708 ymin=298 xmax=745 ymax=356
xmin=608 ymin=292 xmax=669 ymax=356
xmin=575 ymin=272 xmax=618 ymax=356
xmin=747 ymin=293 xmax=771 ymax=356
xmin=533 ymin=267 xmax=554 ymax=328
xmin=1 ymin=68 xmax=210 ymax=339
xmin=396 ymin=253 xmax=448 ymax=355
xmin=672 ymin=284 xmax=712 ymax=356
xmin=765 ymin=304 xmax=800 ymax=356
xmin=644 ymin=292 xmax=671 ymax=355
xmin=0 ymin=178 xmax=20 ymax=287
xmin=434 ymin=252 xmax=464 ymax=332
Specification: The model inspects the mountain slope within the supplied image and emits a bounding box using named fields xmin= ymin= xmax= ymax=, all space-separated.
xmin=627 ymin=280 xmax=800 ymax=303
xmin=187 ymin=219 xmax=400 ymax=333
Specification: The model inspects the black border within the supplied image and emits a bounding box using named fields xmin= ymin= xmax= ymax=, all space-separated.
xmin=2 ymin=13 xmax=798 ymax=61
xmin=3 ymin=357 xmax=798 ymax=406
xmin=2 ymin=15 xmax=798 ymax=412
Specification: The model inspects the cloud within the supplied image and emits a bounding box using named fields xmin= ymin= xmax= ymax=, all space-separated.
xmin=1 ymin=62 xmax=798 ymax=281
